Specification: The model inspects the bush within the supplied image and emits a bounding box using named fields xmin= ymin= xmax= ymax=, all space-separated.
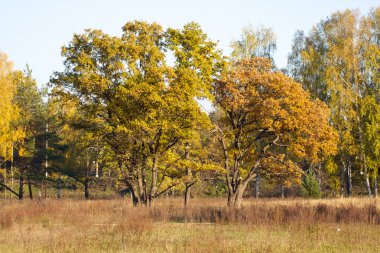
xmin=301 ymin=170 xmax=321 ymax=198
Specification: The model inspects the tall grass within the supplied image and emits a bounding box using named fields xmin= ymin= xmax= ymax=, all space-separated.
xmin=0 ymin=197 xmax=379 ymax=227
xmin=149 ymin=198 xmax=380 ymax=225
xmin=0 ymin=198 xmax=378 ymax=252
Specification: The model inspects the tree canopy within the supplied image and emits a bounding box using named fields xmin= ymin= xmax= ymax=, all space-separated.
xmin=0 ymin=8 xmax=379 ymax=205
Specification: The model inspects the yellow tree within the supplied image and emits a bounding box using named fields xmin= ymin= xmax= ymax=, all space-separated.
xmin=12 ymin=67 xmax=45 ymax=199
xmin=230 ymin=24 xmax=277 ymax=198
xmin=51 ymin=21 xmax=224 ymax=205
xmin=0 ymin=51 xmax=19 ymax=160
xmin=231 ymin=25 xmax=276 ymax=61
xmin=359 ymin=7 xmax=380 ymax=197
xmin=214 ymin=58 xmax=337 ymax=208
xmin=288 ymin=9 xmax=380 ymax=197
xmin=0 ymin=51 xmax=24 ymax=197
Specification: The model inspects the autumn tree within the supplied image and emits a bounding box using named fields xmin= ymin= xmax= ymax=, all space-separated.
xmin=0 ymin=51 xmax=16 ymax=161
xmin=230 ymin=25 xmax=277 ymax=197
xmin=0 ymin=51 xmax=24 ymax=197
xmin=11 ymin=67 xmax=45 ymax=199
xmin=213 ymin=58 xmax=337 ymax=208
xmin=40 ymin=92 xmax=107 ymax=199
xmin=50 ymin=21 xmax=224 ymax=205
xmin=288 ymin=8 xmax=380 ymax=197
xmin=231 ymin=25 xmax=276 ymax=61
xmin=0 ymin=53 xmax=38 ymax=199
xmin=57 ymin=130 xmax=106 ymax=199
xmin=359 ymin=7 xmax=380 ymax=197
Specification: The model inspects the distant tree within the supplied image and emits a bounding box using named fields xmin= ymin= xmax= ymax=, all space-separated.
xmin=11 ymin=67 xmax=45 ymax=199
xmin=359 ymin=7 xmax=380 ymax=197
xmin=0 ymin=52 xmax=20 ymax=161
xmin=288 ymin=8 xmax=380 ymax=197
xmin=0 ymin=51 xmax=23 ymax=197
xmin=231 ymin=25 xmax=276 ymax=62
xmin=301 ymin=169 xmax=322 ymax=198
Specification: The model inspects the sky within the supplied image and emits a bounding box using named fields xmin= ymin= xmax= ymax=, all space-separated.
xmin=1 ymin=0 xmax=379 ymax=86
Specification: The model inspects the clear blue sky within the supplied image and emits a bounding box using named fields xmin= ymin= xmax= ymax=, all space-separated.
xmin=1 ymin=0 xmax=378 ymax=86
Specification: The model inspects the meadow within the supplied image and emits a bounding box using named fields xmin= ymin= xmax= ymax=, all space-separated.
xmin=0 ymin=197 xmax=379 ymax=252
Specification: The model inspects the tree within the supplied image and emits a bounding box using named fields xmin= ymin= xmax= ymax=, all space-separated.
xmin=11 ymin=67 xmax=45 ymax=199
xmin=359 ymin=7 xmax=380 ymax=197
xmin=361 ymin=96 xmax=380 ymax=197
xmin=0 ymin=51 xmax=21 ymax=162
xmin=231 ymin=25 xmax=276 ymax=62
xmin=213 ymin=58 xmax=337 ymax=208
xmin=301 ymin=169 xmax=322 ymax=198
xmin=50 ymin=21 xmax=224 ymax=205
xmin=230 ymin=25 xmax=277 ymax=198
xmin=57 ymin=130 xmax=105 ymax=199
xmin=288 ymin=8 xmax=380 ymax=197
xmin=41 ymin=85 xmax=114 ymax=199
xmin=0 ymin=51 xmax=24 ymax=197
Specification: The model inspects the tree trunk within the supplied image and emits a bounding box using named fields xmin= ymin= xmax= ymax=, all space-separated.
xmin=125 ymin=180 xmax=139 ymax=206
xmin=340 ymin=162 xmax=346 ymax=197
xmin=137 ymin=166 xmax=146 ymax=204
xmin=131 ymin=189 xmax=139 ymax=206
xmin=226 ymin=172 xmax=234 ymax=207
xmin=95 ymin=160 xmax=99 ymax=178
xmin=0 ymin=182 xmax=19 ymax=198
xmin=184 ymin=184 xmax=191 ymax=207
xmin=317 ymin=164 xmax=322 ymax=193
xmin=233 ymin=183 xmax=247 ymax=208
xmin=18 ymin=175 xmax=24 ymax=200
xmin=27 ymin=177 xmax=33 ymax=200
xmin=281 ymin=185 xmax=285 ymax=198
xmin=346 ymin=161 xmax=352 ymax=197
xmin=3 ymin=166 xmax=7 ymax=198
xmin=373 ymin=173 xmax=378 ymax=198
xmin=84 ymin=178 xmax=90 ymax=199
xmin=44 ymin=180 xmax=47 ymax=198
xmin=184 ymin=145 xmax=193 ymax=207
xmin=149 ymin=155 xmax=158 ymax=205
xmin=227 ymin=160 xmax=261 ymax=208
xmin=227 ymin=191 xmax=234 ymax=207
xmin=255 ymin=174 xmax=260 ymax=199
xmin=362 ymin=158 xmax=372 ymax=197
xmin=57 ymin=179 xmax=61 ymax=198
xmin=365 ymin=171 xmax=372 ymax=197
xmin=11 ymin=144 xmax=14 ymax=193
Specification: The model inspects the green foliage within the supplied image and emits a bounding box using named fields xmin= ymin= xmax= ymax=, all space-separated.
xmin=204 ymin=178 xmax=228 ymax=197
xmin=288 ymin=8 xmax=380 ymax=196
xmin=301 ymin=170 xmax=321 ymax=198
xmin=231 ymin=24 xmax=276 ymax=61
xmin=324 ymin=157 xmax=339 ymax=175
xmin=12 ymin=66 xmax=45 ymax=159
xmin=50 ymin=21 xmax=225 ymax=204
xmin=1 ymin=9 xmax=380 ymax=201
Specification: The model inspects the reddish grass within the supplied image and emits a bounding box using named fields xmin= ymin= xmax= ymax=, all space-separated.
xmin=0 ymin=197 xmax=378 ymax=252
xmin=1 ymin=197 xmax=378 ymax=227
xmin=148 ymin=198 xmax=380 ymax=225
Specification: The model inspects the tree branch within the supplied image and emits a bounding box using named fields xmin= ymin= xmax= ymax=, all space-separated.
xmin=0 ymin=182 xmax=19 ymax=198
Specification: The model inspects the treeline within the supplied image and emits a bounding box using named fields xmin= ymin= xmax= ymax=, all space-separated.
xmin=0 ymin=8 xmax=379 ymax=207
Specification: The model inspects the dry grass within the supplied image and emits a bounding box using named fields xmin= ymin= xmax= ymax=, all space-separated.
xmin=0 ymin=197 xmax=379 ymax=252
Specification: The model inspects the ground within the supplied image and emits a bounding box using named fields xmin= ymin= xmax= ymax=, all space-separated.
xmin=0 ymin=197 xmax=378 ymax=252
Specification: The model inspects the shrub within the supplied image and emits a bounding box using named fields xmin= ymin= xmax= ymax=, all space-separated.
xmin=301 ymin=170 xmax=321 ymax=198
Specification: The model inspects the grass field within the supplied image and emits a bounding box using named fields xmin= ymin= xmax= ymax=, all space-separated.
xmin=0 ymin=197 xmax=379 ymax=252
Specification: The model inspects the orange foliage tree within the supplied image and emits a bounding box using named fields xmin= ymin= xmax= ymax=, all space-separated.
xmin=213 ymin=58 xmax=338 ymax=207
